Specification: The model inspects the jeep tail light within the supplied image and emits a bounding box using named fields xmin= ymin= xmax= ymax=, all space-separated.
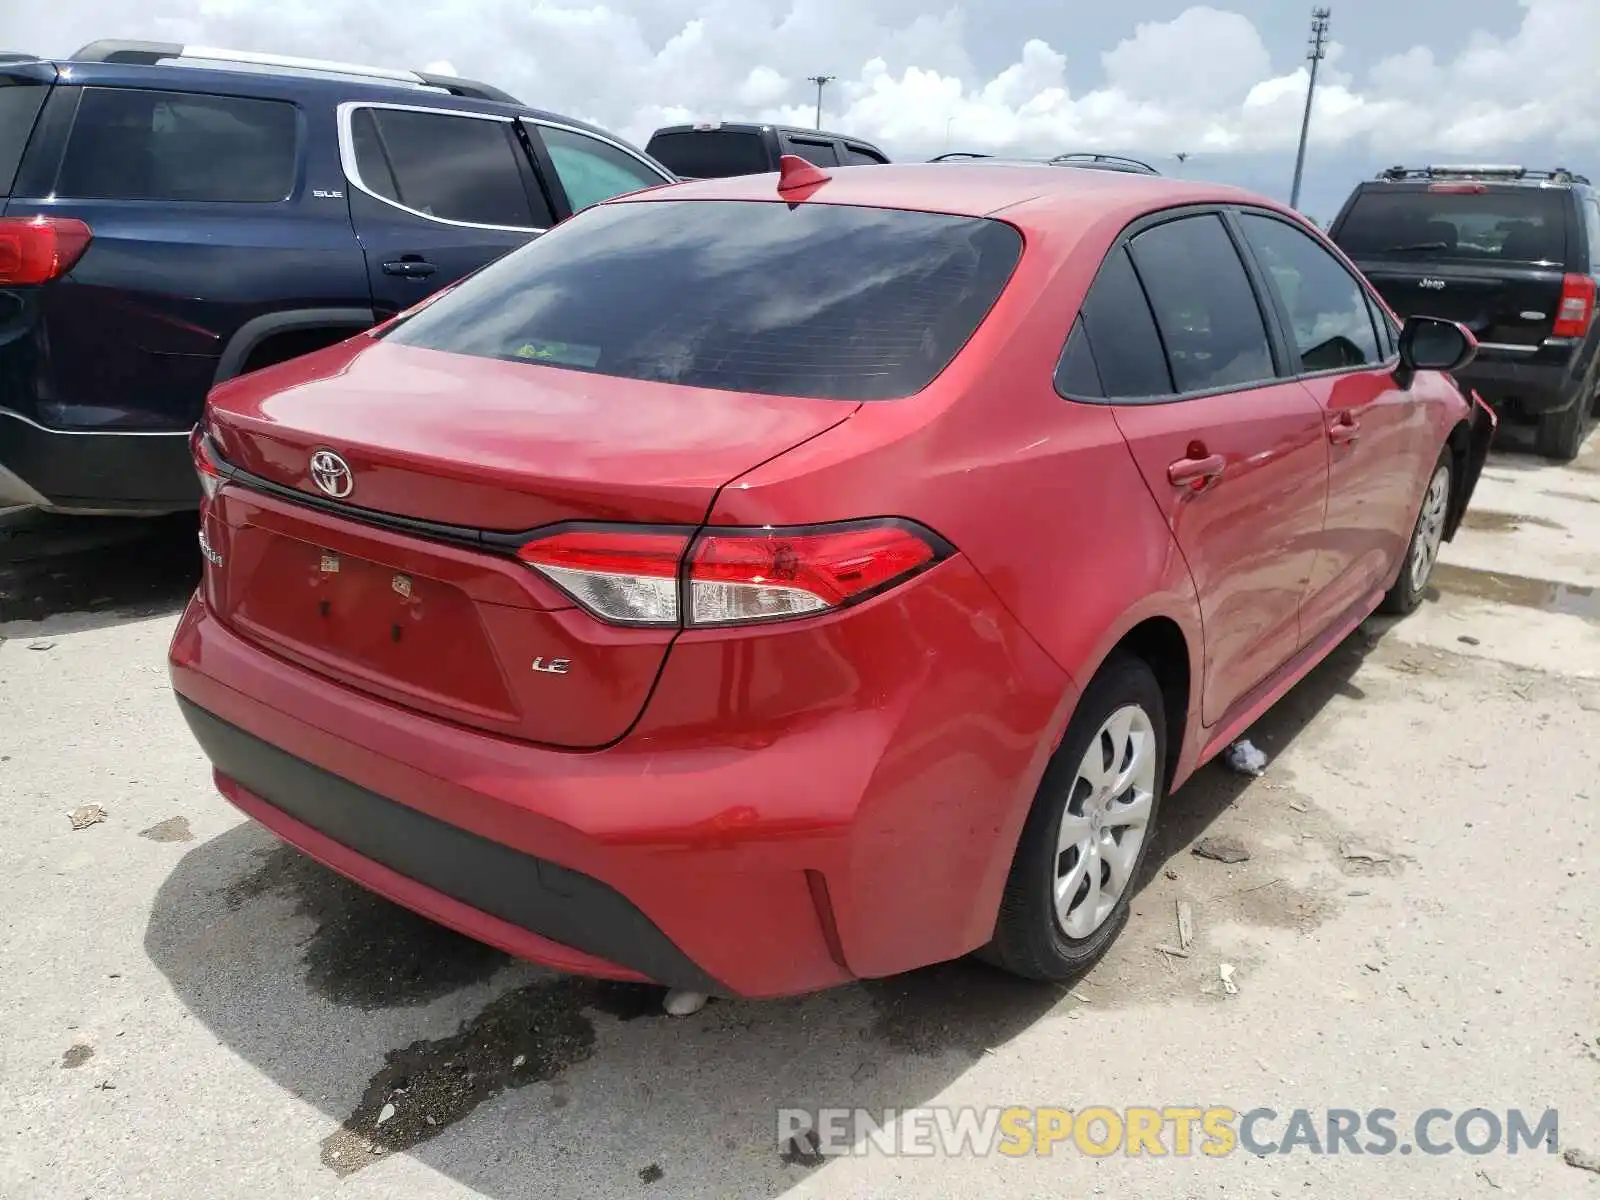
xmin=516 ymin=520 xmax=951 ymax=627
xmin=0 ymin=216 xmax=93 ymax=286
xmin=190 ymin=426 xmax=225 ymax=500
xmin=1553 ymin=274 xmax=1596 ymax=338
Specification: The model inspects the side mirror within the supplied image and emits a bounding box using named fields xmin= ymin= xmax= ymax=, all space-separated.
xmin=1395 ymin=315 xmax=1477 ymax=389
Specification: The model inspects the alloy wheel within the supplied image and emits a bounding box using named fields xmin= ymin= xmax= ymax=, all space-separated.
xmin=1409 ymin=465 xmax=1451 ymax=593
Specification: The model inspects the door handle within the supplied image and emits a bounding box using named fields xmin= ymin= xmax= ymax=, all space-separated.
xmin=1167 ymin=453 xmax=1226 ymax=488
xmin=1328 ymin=416 xmax=1361 ymax=445
xmin=382 ymin=257 xmax=437 ymax=278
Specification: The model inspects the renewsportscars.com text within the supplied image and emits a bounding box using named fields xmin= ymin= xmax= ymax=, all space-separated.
xmin=776 ymin=1106 xmax=1561 ymax=1159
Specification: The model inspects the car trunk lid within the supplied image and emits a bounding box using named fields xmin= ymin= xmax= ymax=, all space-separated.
xmin=203 ymin=339 xmax=855 ymax=747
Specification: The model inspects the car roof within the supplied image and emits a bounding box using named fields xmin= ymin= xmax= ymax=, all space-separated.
xmin=620 ymin=162 xmax=1277 ymax=229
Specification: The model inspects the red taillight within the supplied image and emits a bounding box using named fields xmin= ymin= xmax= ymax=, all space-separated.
xmin=1553 ymin=273 xmax=1596 ymax=338
xmin=0 ymin=216 xmax=93 ymax=286
xmin=516 ymin=520 xmax=949 ymax=627
xmin=190 ymin=425 xmax=225 ymax=500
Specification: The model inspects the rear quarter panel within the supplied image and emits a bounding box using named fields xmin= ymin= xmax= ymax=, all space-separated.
xmin=702 ymin=208 xmax=1209 ymax=947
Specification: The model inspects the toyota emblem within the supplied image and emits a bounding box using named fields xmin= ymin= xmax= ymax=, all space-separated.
xmin=309 ymin=449 xmax=353 ymax=498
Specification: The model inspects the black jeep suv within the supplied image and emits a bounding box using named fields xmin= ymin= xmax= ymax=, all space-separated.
xmin=1329 ymin=164 xmax=1599 ymax=461
xmin=0 ymin=40 xmax=674 ymax=516
xmin=644 ymin=122 xmax=889 ymax=179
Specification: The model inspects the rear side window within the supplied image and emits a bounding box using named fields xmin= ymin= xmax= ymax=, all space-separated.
xmin=0 ymin=82 xmax=48 ymax=196
xmin=1239 ymin=213 xmax=1381 ymax=372
xmin=1334 ymin=189 xmax=1568 ymax=264
xmin=1127 ymin=214 xmax=1276 ymax=393
xmin=1584 ymin=197 xmax=1600 ymax=272
xmin=385 ymin=199 xmax=1023 ymax=402
xmin=1072 ymin=247 xmax=1173 ymax=398
xmin=56 ymin=88 xmax=297 ymax=202
xmin=349 ymin=107 xmax=545 ymax=228
xmin=782 ymin=136 xmax=840 ymax=167
xmin=842 ymin=146 xmax=887 ymax=166
xmin=536 ymin=124 xmax=664 ymax=212
xmin=645 ymin=130 xmax=769 ymax=178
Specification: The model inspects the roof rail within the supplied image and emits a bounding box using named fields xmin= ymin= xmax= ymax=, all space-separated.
xmin=1049 ymin=152 xmax=1160 ymax=175
xmin=68 ymin=40 xmax=520 ymax=104
xmin=1378 ymin=163 xmax=1590 ymax=185
xmin=927 ymin=151 xmax=995 ymax=162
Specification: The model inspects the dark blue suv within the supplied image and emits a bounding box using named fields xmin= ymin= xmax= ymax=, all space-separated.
xmin=0 ymin=40 xmax=674 ymax=516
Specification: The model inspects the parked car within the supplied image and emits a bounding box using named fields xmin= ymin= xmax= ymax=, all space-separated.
xmin=170 ymin=158 xmax=1494 ymax=998
xmin=930 ymin=151 xmax=1161 ymax=175
xmin=645 ymin=122 xmax=888 ymax=178
xmin=1328 ymin=164 xmax=1599 ymax=461
xmin=0 ymin=40 xmax=673 ymax=517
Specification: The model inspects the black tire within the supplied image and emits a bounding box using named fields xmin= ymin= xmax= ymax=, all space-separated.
xmin=986 ymin=653 xmax=1167 ymax=983
xmin=1534 ymin=392 xmax=1587 ymax=462
xmin=1380 ymin=450 xmax=1452 ymax=616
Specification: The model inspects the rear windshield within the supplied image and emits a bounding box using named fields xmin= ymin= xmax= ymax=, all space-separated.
xmin=0 ymin=82 xmax=49 ymax=196
xmin=384 ymin=199 xmax=1023 ymax=402
xmin=645 ymin=130 xmax=770 ymax=178
xmin=1334 ymin=188 xmax=1568 ymax=264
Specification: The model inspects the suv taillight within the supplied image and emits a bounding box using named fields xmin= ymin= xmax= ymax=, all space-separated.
xmin=1553 ymin=274 xmax=1596 ymax=338
xmin=0 ymin=216 xmax=93 ymax=286
xmin=516 ymin=520 xmax=951 ymax=627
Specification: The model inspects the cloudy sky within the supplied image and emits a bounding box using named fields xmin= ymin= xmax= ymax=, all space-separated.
xmin=8 ymin=0 xmax=1597 ymax=218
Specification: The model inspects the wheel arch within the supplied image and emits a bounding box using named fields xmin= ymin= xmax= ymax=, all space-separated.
xmin=213 ymin=307 xmax=376 ymax=386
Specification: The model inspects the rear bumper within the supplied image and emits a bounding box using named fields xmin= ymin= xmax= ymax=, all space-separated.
xmin=168 ymin=557 xmax=1072 ymax=997
xmin=1456 ymin=343 xmax=1582 ymax=414
xmin=0 ymin=410 xmax=198 ymax=515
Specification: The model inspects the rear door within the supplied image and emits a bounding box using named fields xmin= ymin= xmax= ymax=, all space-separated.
xmin=1077 ymin=212 xmax=1330 ymax=726
xmin=1331 ymin=184 xmax=1571 ymax=351
xmin=1235 ymin=209 xmax=1430 ymax=636
xmin=340 ymin=101 xmax=552 ymax=318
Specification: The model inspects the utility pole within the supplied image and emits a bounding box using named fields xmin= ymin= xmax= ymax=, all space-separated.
xmin=1289 ymin=7 xmax=1331 ymax=211
xmin=806 ymin=74 xmax=835 ymax=130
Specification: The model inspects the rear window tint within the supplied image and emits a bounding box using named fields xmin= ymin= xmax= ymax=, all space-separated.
xmin=57 ymin=88 xmax=297 ymax=202
xmin=645 ymin=130 xmax=769 ymax=178
xmin=385 ymin=199 xmax=1023 ymax=401
xmin=1334 ymin=189 xmax=1567 ymax=264
xmin=0 ymin=83 xmax=48 ymax=196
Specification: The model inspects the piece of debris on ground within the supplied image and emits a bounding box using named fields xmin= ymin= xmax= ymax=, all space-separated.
xmin=1219 ymin=963 xmax=1239 ymax=995
xmin=1222 ymin=739 xmax=1267 ymax=776
xmin=1564 ymin=1147 xmax=1600 ymax=1174
xmin=1177 ymin=901 xmax=1194 ymax=950
xmin=68 ymin=804 xmax=107 ymax=830
xmin=663 ymin=989 xmax=708 ymax=1017
xmin=1340 ymin=841 xmax=1392 ymax=865
xmin=1192 ymin=834 xmax=1251 ymax=864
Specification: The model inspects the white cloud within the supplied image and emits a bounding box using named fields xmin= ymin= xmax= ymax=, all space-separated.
xmin=10 ymin=0 xmax=1598 ymax=163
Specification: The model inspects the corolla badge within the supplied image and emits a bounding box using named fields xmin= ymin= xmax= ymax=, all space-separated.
xmin=1419 ymin=277 xmax=1447 ymax=290
xmin=309 ymin=449 xmax=354 ymax=498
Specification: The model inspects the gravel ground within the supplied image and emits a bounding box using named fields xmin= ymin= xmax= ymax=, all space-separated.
xmin=2 ymin=422 xmax=1597 ymax=1199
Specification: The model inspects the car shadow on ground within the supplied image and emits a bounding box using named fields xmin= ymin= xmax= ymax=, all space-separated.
xmin=0 ymin=511 xmax=199 ymax=637
xmin=141 ymin=619 xmax=1381 ymax=1195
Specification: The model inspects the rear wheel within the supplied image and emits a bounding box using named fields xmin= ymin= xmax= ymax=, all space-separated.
xmin=987 ymin=653 xmax=1167 ymax=982
xmin=1534 ymin=392 xmax=1587 ymax=462
xmin=1380 ymin=451 xmax=1451 ymax=615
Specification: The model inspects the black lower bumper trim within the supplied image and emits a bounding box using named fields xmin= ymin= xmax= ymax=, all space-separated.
xmin=176 ymin=697 xmax=722 ymax=994
xmin=0 ymin=412 xmax=199 ymax=514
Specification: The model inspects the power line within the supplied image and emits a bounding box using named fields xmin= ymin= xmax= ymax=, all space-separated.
xmin=806 ymin=74 xmax=836 ymax=130
xmin=1289 ymin=7 xmax=1331 ymax=211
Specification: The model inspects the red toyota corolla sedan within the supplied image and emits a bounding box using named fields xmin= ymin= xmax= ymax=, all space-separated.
xmin=169 ymin=159 xmax=1495 ymax=998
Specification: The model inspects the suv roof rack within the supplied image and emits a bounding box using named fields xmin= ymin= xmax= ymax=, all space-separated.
xmin=1378 ymin=163 xmax=1591 ymax=186
xmin=928 ymin=151 xmax=995 ymax=162
xmin=68 ymin=39 xmax=521 ymax=105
